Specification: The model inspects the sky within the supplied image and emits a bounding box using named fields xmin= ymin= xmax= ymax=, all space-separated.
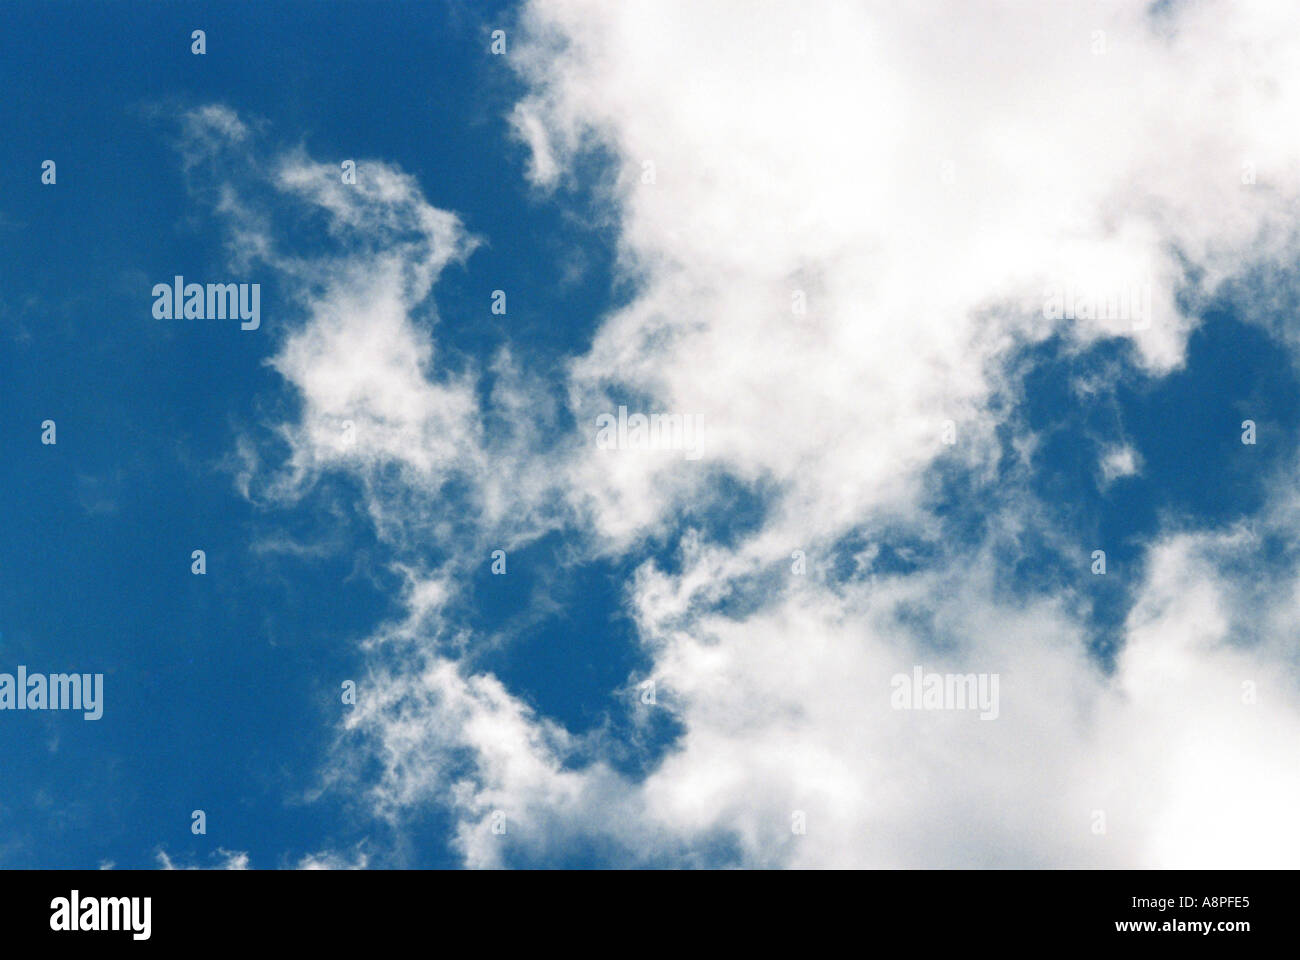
xmin=3 ymin=0 xmax=1300 ymax=869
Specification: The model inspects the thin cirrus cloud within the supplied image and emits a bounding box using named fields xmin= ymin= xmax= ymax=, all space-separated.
xmin=182 ymin=0 xmax=1300 ymax=867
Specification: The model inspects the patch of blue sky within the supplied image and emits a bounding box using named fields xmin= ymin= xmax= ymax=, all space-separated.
xmin=0 ymin=0 xmax=616 ymax=869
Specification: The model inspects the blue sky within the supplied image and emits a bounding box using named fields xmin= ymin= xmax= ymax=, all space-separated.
xmin=5 ymin=0 xmax=1300 ymax=870
xmin=1 ymin=0 xmax=611 ymax=869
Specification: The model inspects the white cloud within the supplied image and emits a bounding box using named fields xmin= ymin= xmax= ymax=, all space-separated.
xmin=630 ymin=524 xmax=1300 ymax=867
xmin=154 ymin=847 xmax=370 ymax=870
xmin=156 ymin=848 xmax=250 ymax=870
xmin=179 ymin=108 xmax=570 ymax=556
xmin=1100 ymin=444 xmax=1142 ymax=485
xmin=296 ymin=849 xmax=370 ymax=870
xmin=485 ymin=0 xmax=1300 ymax=867
xmin=328 ymin=520 xmax=1300 ymax=869
xmin=511 ymin=0 xmax=1300 ymax=549
xmin=195 ymin=0 xmax=1300 ymax=868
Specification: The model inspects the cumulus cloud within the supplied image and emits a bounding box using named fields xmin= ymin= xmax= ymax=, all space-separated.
xmin=511 ymin=0 xmax=1300 ymax=548
xmin=492 ymin=0 xmax=1300 ymax=867
xmin=627 ymin=524 xmax=1300 ymax=867
xmin=192 ymin=0 xmax=1300 ymax=868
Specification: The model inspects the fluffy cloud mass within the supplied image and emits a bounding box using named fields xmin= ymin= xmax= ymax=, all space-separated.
xmin=208 ymin=0 xmax=1300 ymax=867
